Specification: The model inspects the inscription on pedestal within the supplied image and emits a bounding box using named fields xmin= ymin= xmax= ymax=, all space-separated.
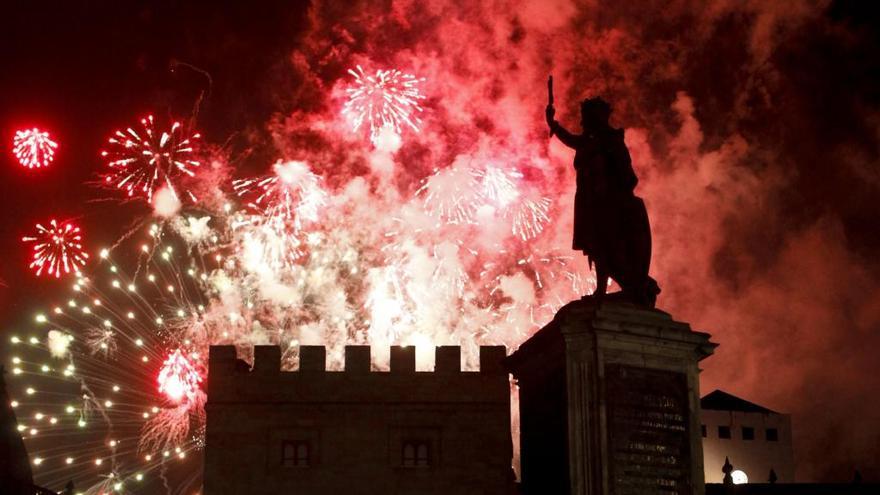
xmin=605 ymin=364 xmax=690 ymax=495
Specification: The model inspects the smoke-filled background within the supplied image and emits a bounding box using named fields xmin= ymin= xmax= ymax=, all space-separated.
xmin=2 ymin=0 xmax=879 ymax=486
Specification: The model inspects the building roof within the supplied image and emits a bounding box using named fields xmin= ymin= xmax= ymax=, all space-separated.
xmin=706 ymin=483 xmax=879 ymax=494
xmin=701 ymin=389 xmax=777 ymax=414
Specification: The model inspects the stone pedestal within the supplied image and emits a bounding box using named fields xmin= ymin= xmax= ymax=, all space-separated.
xmin=505 ymin=298 xmax=716 ymax=495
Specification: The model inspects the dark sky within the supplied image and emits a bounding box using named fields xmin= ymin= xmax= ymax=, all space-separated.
xmin=0 ymin=2 xmax=311 ymax=490
xmin=1 ymin=1 xmax=311 ymax=313
xmin=1 ymin=0 xmax=879 ymax=489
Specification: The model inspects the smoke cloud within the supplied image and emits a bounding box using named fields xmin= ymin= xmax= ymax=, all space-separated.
xmin=242 ymin=0 xmax=877 ymax=481
xmin=4 ymin=0 xmax=875 ymax=485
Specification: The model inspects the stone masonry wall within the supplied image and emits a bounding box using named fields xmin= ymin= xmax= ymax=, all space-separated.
xmin=204 ymin=345 xmax=514 ymax=495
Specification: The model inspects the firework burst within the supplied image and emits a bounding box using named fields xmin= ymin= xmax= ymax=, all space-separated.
xmin=476 ymin=166 xmax=521 ymax=208
xmin=100 ymin=115 xmax=201 ymax=202
xmin=7 ymin=51 xmax=596 ymax=494
xmin=508 ymin=195 xmax=552 ymax=241
xmin=13 ymin=128 xmax=58 ymax=169
xmin=233 ymin=161 xmax=327 ymax=271
xmin=7 ymin=236 xmax=221 ymax=490
xmin=233 ymin=161 xmax=327 ymax=232
xmin=22 ymin=219 xmax=88 ymax=278
xmin=342 ymin=65 xmax=425 ymax=145
xmin=9 ymin=171 xmax=584 ymax=492
xmin=471 ymin=166 xmax=552 ymax=240
xmin=157 ymin=349 xmax=204 ymax=404
xmin=416 ymin=166 xmax=481 ymax=225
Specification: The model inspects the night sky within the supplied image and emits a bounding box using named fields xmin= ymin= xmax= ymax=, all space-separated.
xmin=1 ymin=1 xmax=311 ymax=306
xmin=2 ymin=0 xmax=879 ymax=490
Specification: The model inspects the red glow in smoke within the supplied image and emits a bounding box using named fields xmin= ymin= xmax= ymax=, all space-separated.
xmin=157 ymin=350 xmax=203 ymax=404
xmin=13 ymin=127 xmax=58 ymax=168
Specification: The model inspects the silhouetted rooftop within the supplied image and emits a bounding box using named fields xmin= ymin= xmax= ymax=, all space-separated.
xmin=701 ymin=390 xmax=777 ymax=414
xmin=706 ymin=483 xmax=879 ymax=494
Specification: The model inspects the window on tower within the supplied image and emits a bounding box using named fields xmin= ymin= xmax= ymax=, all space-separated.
xmin=742 ymin=426 xmax=755 ymax=440
xmin=281 ymin=440 xmax=310 ymax=467
xmin=718 ymin=426 xmax=731 ymax=439
xmin=402 ymin=440 xmax=431 ymax=468
xmin=766 ymin=428 xmax=779 ymax=442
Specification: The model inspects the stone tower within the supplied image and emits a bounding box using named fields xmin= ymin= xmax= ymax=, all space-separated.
xmin=204 ymin=344 xmax=515 ymax=495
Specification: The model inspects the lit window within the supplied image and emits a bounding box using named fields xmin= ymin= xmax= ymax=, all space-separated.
xmin=282 ymin=440 xmax=310 ymax=467
xmin=718 ymin=426 xmax=731 ymax=439
xmin=742 ymin=426 xmax=755 ymax=440
xmin=766 ymin=428 xmax=779 ymax=442
xmin=402 ymin=440 xmax=431 ymax=468
xmin=701 ymin=424 xmax=707 ymax=438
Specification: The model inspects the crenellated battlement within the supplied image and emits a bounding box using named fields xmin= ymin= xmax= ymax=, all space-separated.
xmin=204 ymin=344 xmax=514 ymax=494
xmin=206 ymin=344 xmax=509 ymax=404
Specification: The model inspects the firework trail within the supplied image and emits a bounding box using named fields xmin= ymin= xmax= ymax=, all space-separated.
xmin=342 ymin=65 xmax=425 ymax=145
xmin=8 ymin=233 xmax=224 ymax=491
xmin=13 ymin=127 xmax=58 ymax=169
xmin=22 ymin=219 xmax=89 ymax=278
xmin=100 ymin=115 xmax=201 ymax=203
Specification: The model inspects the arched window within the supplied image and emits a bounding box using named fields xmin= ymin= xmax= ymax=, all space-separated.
xmin=416 ymin=444 xmax=429 ymax=464
xmin=282 ymin=440 xmax=310 ymax=467
xmin=402 ymin=440 xmax=431 ymax=468
xmin=403 ymin=444 xmax=415 ymax=464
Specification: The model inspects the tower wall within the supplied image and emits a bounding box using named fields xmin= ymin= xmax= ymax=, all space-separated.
xmin=204 ymin=345 xmax=514 ymax=495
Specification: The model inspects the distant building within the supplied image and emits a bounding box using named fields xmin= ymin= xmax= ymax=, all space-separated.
xmin=204 ymin=345 xmax=515 ymax=494
xmin=701 ymin=390 xmax=795 ymax=484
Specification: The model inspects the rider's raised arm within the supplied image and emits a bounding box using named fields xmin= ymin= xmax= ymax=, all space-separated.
xmin=549 ymin=120 xmax=580 ymax=150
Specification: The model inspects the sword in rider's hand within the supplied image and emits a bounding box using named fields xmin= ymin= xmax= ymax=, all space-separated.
xmin=548 ymin=75 xmax=555 ymax=137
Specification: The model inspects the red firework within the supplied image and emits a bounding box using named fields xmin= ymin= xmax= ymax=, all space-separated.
xmin=157 ymin=350 xmax=204 ymax=404
xmin=100 ymin=115 xmax=201 ymax=202
xmin=12 ymin=128 xmax=58 ymax=168
xmin=342 ymin=65 xmax=425 ymax=144
xmin=21 ymin=219 xmax=88 ymax=278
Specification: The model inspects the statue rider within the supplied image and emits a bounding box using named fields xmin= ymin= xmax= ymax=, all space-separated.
xmin=546 ymin=89 xmax=660 ymax=307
